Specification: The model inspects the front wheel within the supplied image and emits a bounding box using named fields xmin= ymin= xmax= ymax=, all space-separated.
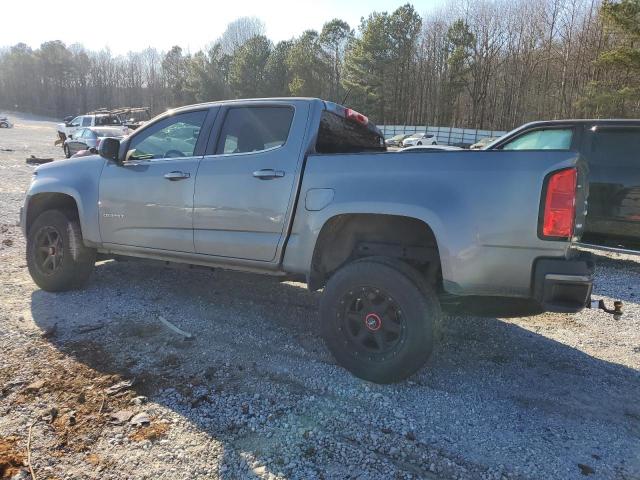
xmin=27 ymin=210 xmax=96 ymax=292
xmin=320 ymin=259 xmax=441 ymax=383
xmin=63 ymin=144 xmax=71 ymax=158
xmin=0 ymin=122 xmax=8 ymax=128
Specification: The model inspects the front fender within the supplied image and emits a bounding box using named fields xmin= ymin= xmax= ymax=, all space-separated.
xmin=24 ymin=156 xmax=105 ymax=244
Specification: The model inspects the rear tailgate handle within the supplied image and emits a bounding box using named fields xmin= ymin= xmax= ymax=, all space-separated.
xmin=164 ymin=171 xmax=190 ymax=181
xmin=253 ymin=169 xmax=285 ymax=180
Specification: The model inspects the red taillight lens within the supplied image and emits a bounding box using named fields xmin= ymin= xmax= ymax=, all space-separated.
xmin=542 ymin=168 xmax=577 ymax=238
xmin=345 ymin=108 xmax=369 ymax=125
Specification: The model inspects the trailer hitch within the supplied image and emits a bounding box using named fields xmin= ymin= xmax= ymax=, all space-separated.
xmin=590 ymin=298 xmax=623 ymax=320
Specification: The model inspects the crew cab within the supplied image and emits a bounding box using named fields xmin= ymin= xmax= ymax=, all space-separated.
xmin=486 ymin=119 xmax=640 ymax=251
xmin=22 ymin=98 xmax=593 ymax=383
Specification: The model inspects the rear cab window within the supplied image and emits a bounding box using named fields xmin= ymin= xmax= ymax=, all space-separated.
xmin=316 ymin=105 xmax=385 ymax=154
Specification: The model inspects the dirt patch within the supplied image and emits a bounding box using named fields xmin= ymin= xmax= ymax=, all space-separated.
xmin=0 ymin=436 xmax=25 ymax=479
xmin=8 ymin=340 xmax=138 ymax=455
xmin=129 ymin=422 xmax=169 ymax=442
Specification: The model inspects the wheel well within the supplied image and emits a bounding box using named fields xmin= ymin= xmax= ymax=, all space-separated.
xmin=309 ymin=214 xmax=441 ymax=290
xmin=26 ymin=193 xmax=79 ymax=234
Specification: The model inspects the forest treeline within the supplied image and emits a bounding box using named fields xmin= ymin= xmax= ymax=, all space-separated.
xmin=0 ymin=0 xmax=638 ymax=130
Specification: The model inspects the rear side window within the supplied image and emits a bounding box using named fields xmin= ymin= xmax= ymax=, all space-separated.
xmin=501 ymin=128 xmax=573 ymax=151
xmin=215 ymin=107 xmax=294 ymax=155
xmin=316 ymin=111 xmax=385 ymax=153
xmin=591 ymin=128 xmax=640 ymax=167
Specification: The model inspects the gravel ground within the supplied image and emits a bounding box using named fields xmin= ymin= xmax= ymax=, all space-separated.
xmin=1 ymin=113 xmax=639 ymax=480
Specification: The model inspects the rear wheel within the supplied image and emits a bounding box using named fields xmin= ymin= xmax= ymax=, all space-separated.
xmin=320 ymin=259 xmax=441 ymax=383
xmin=27 ymin=210 xmax=96 ymax=292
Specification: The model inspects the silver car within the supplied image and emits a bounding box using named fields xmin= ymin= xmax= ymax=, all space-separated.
xmin=63 ymin=127 xmax=124 ymax=158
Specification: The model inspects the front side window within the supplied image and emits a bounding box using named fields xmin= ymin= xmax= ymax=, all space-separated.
xmin=215 ymin=107 xmax=294 ymax=155
xmin=81 ymin=117 xmax=92 ymax=127
xmin=591 ymin=128 xmax=640 ymax=167
xmin=69 ymin=116 xmax=81 ymax=127
xmin=127 ymin=110 xmax=207 ymax=160
xmin=501 ymin=128 xmax=573 ymax=151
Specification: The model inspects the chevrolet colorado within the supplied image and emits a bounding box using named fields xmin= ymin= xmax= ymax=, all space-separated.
xmin=22 ymin=98 xmax=593 ymax=383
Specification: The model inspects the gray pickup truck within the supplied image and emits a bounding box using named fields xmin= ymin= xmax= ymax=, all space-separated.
xmin=21 ymin=98 xmax=594 ymax=383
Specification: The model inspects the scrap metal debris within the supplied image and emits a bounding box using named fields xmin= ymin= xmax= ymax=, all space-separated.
xmin=25 ymin=155 xmax=53 ymax=165
xmin=158 ymin=315 xmax=193 ymax=339
xmin=105 ymin=379 xmax=134 ymax=396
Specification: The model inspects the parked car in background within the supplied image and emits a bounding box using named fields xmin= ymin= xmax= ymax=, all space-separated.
xmin=0 ymin=116 xmax=13 ymax=128
xmin=87 ymin=107 xmax=151 ymax=131
xmin=63 ymin=127 xmax=125 ymax=158
xmin=470 ymin=136 xmax=498 ymax=149
xmin=486 ymin=119 xmax=640 ymax=251
xmin=402 ymin=133 xmax=437 ymax=147
xmin=22 ymin=98 xmax=593 ymax=383
xmin=400 ymin=145 xmax=463 ymax=152
xmin=56 ymin=114 xmax=129 ymax=145
xmin=385 ymin=133 xmax=411 ymax=147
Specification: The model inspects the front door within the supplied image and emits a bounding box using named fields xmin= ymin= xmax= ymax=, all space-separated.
xmin=99 ymin=110 xmax=209 ymax=253
xmin=193 ymin=103 xmax=309 ymax=261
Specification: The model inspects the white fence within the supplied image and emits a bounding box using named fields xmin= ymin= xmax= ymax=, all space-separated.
xmin=380 ymin=125 xmax=507 ymax=146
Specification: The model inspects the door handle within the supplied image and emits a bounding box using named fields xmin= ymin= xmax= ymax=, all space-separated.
xmin=164 ymin=171 xmax=190 ymax=181
xmin=253 ymin=169 xmax=285 ymax=180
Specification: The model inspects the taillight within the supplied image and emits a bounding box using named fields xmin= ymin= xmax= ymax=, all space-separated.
xmin=96 ymin=138 xmax=102 ymax=148
xmin=345 ymin=108 xmax=369 ymax=126
xmin=541 ymin=168 xmax=577 ymax=239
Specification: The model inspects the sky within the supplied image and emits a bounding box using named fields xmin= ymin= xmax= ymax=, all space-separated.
xmin=1 ymin=0 xmax=445 ymax=55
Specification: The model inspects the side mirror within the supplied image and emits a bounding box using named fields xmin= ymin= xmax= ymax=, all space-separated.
xmin=68 ymin=134 xmax=73 ymax=139
xmin=98 ymin=137 xmax=122 ymax=164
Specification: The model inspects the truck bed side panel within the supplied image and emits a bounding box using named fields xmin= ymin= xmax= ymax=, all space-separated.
xmin=283 ymin=150 xmax=582 ymax=297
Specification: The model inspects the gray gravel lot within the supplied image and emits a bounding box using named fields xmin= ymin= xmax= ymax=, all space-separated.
xmin=1 ymin=113 xmax=639 ymax=480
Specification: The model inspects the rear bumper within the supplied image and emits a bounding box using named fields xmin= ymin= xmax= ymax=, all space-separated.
xmin=533 ymin=253 xmax=594 ymax=313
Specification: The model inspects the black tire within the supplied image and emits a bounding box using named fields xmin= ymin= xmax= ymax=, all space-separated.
xmin=63 ymin=144 xmax=71 ymax=158
xmin=357 ymin=256 xmax=443 ymax=338
xmin=27 ymin=210 xmax=96 ymax=292
xmin=0 ymin=122 xmax=8 ymax=128
xmin=320 ymin=259 xmax=441 ymax=383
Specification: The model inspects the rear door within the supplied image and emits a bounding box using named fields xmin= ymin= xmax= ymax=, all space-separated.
xmin=99 ymin=109 xmax=212 ymax=252
xmin=584 ymin=125 xmax=640 ymax=246
xmin=193 ymin=102 xmax=309 ymax=261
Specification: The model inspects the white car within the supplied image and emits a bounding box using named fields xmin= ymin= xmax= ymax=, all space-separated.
xmin=0 ymin=116 xmax=13 ymax=128
xmin=402 ymin=133 xmax=437 ymax=147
